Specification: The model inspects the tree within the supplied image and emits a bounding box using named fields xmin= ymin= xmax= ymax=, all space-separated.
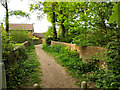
xmin=55 ymin=2 xmax=79 ymax=40
xmin=0 ymin=0 xmax=30 ymax=33
xmin=1 ymin=0 xmax=9 ymax=32
xmin=30 ymin=2 xmax=58 ymax=40
xmin=68 ymin=2 xmax=116 ymax=46
xmin=42 ymin=2 xmax=58 ymax=40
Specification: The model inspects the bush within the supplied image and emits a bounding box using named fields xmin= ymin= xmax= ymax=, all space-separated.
xmin=10 ymin=30 xmax=31 ymax=43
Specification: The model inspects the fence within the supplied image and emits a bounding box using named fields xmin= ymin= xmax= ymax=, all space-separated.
xmin=42 ymin=39 xmax=107 ymax=70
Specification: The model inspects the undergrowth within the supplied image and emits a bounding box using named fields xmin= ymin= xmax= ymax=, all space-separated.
xmin=4 ymin=45 xmax=41 ymax=89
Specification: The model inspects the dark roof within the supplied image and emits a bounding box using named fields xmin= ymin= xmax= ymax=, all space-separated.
xmin=33 ymin=33 xmax=44 ymax=38
xmin=9 ymin=24 xmax=34 ymax=31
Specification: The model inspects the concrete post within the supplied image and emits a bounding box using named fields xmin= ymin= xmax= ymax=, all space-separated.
xmin=0 ymin=63 xmax=2 ymax=90
xmin=0 ymin=23 xmax=7 ymax=89
xmin=0 ymin=23 xmax=2 ymax=90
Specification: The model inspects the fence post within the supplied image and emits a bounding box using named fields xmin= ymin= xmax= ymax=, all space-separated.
xmin=0 ymin=63 xmax=7 ymax=89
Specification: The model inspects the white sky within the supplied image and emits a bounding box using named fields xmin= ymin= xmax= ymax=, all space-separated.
xmin=0 ymin=0 xmax=52 ymax=33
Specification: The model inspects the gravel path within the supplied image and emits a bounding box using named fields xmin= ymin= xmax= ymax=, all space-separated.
xmin=34 ymin=44 xmax=79 ymax=88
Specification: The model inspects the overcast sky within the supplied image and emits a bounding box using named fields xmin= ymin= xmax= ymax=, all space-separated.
xmin=0 ymin=0 xmax=52 ymax=33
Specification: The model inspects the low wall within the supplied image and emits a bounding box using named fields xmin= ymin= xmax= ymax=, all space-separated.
xmin=51 ymin=41 xmax=107 ymax=69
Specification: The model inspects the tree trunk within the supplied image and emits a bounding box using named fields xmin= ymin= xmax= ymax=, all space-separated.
xmin=52 ymin=11 xmax=57 ymax=40
xmin=60 ymin=10 xmax=65 ymax=38
xmin=61 ymin=20 xmax=65 ymax=38
xmin=5 ymin=1 xmax=9 ymax=33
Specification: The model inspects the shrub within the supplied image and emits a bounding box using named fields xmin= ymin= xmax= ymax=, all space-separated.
xmin=10 ymin=30 xmax=31 ymax=43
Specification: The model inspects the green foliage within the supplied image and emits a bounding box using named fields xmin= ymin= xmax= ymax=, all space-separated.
xmin=103 ymin=40 xmax=120 ymax=88
xmin=109 ymin=2 xmax=120 ymax=26
xmin=2 ymin=30 xmax=15 ymax=61
xmin=34 ymin=2 xmax=116 ymax=47
xmin=43 ymin=26 xmax=54 ymax=39
xmin=10 ymin=30 xmax=31 ymax=43
xmin=85 ymin=39 xmax=120 ymax=89
xmin=9 ymin=10 xmax=30 ymax=18
xmin=42 ymin=2 xmax=58 ymax=39
xmin=31 ymin=1 xmax=120 ymax=88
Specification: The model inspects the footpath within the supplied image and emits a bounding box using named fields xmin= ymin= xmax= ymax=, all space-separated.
xmin=34 ymin=44 xmax=79 ymax=88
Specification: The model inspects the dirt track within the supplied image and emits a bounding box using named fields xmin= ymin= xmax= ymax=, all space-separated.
xmin=34 ymin=44 xmax=79 ymax=88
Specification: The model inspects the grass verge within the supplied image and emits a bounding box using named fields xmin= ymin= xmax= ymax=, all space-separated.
xmin=21 ymin=45 xmax=42 ymax=88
